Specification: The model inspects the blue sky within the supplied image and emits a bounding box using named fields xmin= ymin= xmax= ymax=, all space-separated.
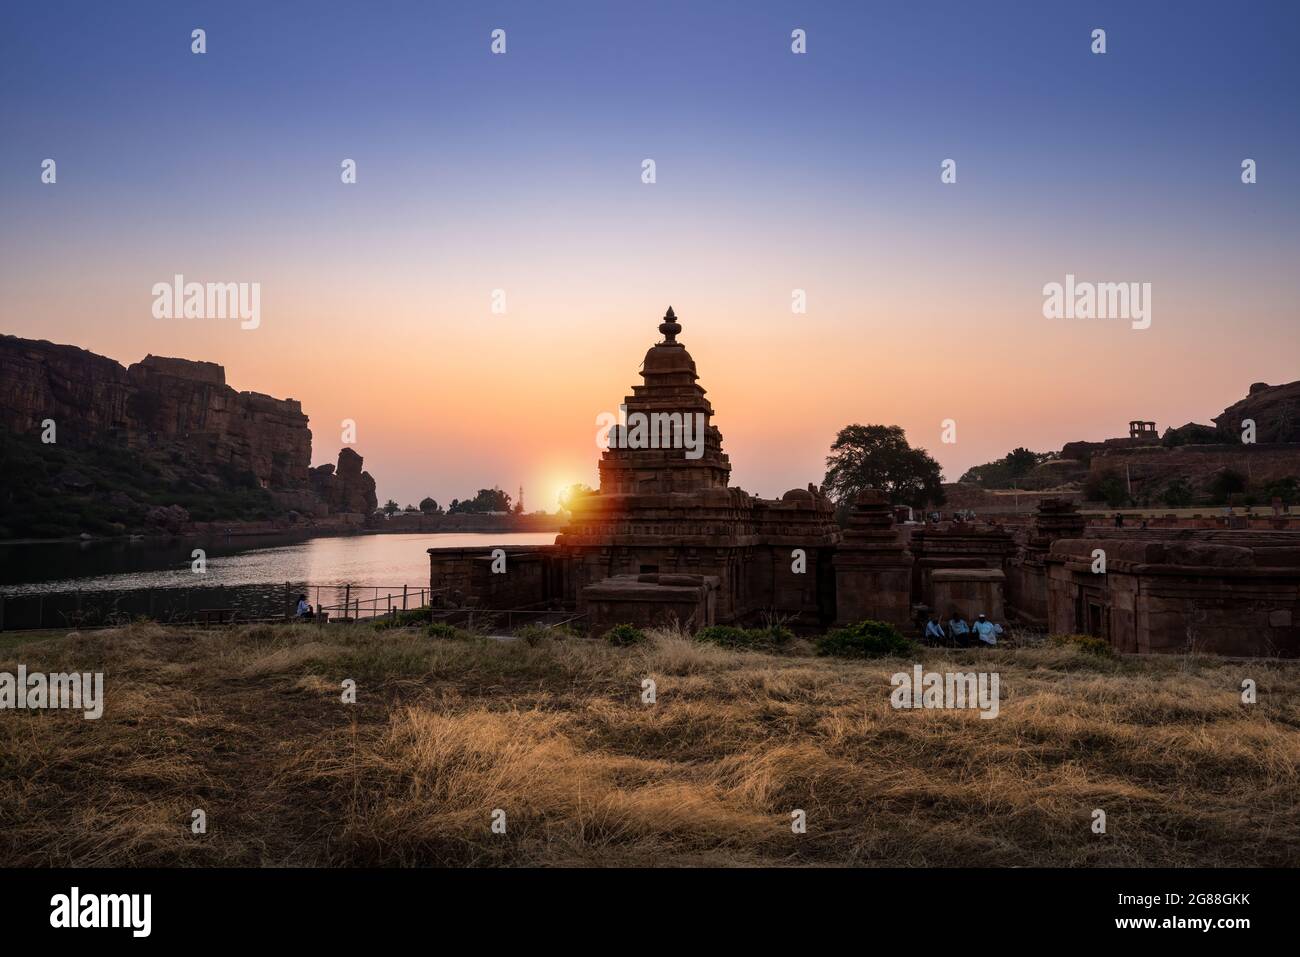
xmin=1 ymin=1 xmax=1297 ymax=505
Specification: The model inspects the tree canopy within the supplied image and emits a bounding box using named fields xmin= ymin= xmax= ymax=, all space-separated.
xmin=822 ymin=424 xmax=945 ymax=508
xmin=447 ymin=487 xmax=513 ymax=514
xmin=958 ymin=447 xmax=1054 ymax=488
xmin=558 ymin=483 xmax=595 ymax=511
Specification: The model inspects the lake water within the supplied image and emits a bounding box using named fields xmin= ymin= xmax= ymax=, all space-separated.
xmin=0 ymin=532 xmax=561 ymax=629
xmin=0 ymin=532 xmax=558 ymax=594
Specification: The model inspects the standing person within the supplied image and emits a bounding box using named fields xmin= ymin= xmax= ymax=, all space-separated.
xmin=924 ymin=613 xmax=947 ymax=644
xmin=948 ymin=612 xmax=972 ymax=646
xmin=972 ymin=613 xmax=1000 ymax=647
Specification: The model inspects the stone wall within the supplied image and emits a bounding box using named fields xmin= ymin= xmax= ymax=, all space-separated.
xmin=931 ymin=569 xmax=1006 ymax=622
xmin=428 ymin=546 xmax=567 ymax=609
xmin=1045 ymin=537 xmax=1300 ymax=657
xmin=583 ymin=574 xmax=718 ymax=635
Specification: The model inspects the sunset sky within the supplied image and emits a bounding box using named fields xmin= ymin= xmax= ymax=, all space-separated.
xmin=2 ymin=1 xmax=1297 ymax=509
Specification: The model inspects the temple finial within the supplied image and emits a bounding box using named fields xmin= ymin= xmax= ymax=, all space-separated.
xmin=658 ymin=306 xmax=681 ymax=344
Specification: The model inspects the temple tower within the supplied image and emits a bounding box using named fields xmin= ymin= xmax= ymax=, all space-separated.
xmin=597 ymin=307 xmax=732 ymax=494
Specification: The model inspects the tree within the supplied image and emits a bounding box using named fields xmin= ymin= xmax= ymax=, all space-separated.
xmin=418 ymin=497 xmax=442 ymax=515
xmin=402 ymin=504 xmax=418 ymax=513
xmin=558 ymin=483 xmax=595 ymax=511
xmin=382 ymin=499 xmax=400 ymax=517
xmin=1161 ymin=479 xmax=1194 ymax=508
xmin=1209 ymin=468 xmax=1246 ymax=505
xmin=1262 ymin=476 xmax=1299 ymax=506
xmin=958 ymin=448 xmax=1052 ymax=488
xmin=1004 ymin=447 xmax=1039 ymax=479
xmin=822 ymin=424 xmax=945 ymax=509
xmin=447 ymin=487 xmax=513 ymax=514
xmin=1084 ymin=471 xmax=1128 ymax=508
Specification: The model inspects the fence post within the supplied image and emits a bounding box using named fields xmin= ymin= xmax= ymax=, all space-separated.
xmin=284 ymin=582 xmax=291 ymax=618
xmin=403 ymin=585 xmax=408 ymax=611
xmin=343 ymin=584 xmax=351 ymax=621
xmin=0 ymin=595 xmax=5 ymax=631
xmin=387 ymin=594 xmax=392 ymax=614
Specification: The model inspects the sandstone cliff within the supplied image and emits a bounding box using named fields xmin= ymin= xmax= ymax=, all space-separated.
xmin=0 ymin=335 xmax=312 ymax=489
xmin=1214 ymin=381 xmax=1300 ymax=443
xmin=0 ymin=334 xmax=382 ymax=538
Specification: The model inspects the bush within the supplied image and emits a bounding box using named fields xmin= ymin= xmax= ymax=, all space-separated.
xmin=603 ymin=623 xmax=646 ymax=646
xmin=1049 ymin=633 xmax=1114 ymax=657
xmin=815 ymin=620 xmax=914 ymax=659
xmin=372 ymin=608 xmax=434 ymax=630
xmin=1084 ymin=470 xmax=1129 ymax=507
xmin=1209 ymin=469 xmax=1247 ymax=505
xmin=694 ymin=624 xmax=793 ymax=650
xmin=513 ymin=623 xmax=577 ymax=646
xmin=1160 ymin=479 xmax=1194 ymax=508
xmin=1261 ymin=476 xmax=1299 ymax=506
xmin=426 ymin=622 xmax=472 ymax=641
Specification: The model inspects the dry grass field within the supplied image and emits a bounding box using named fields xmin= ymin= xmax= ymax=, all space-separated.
xmin=1 ymin=621 xmax=1297 ymax=867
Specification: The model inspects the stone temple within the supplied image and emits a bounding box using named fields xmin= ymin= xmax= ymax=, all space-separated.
xmin=430 ymin=308 xmax=1300 ymax=656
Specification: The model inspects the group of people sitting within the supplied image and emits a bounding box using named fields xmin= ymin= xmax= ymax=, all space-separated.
xmin=923 ymin=611 xmax=1002 ymax=647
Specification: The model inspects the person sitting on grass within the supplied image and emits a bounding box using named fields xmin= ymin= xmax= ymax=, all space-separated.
xmin=295 ymin=594 xmax=314 ymax=620
xmin=972 ymin=613 xmax=1001 ymax=647
xmin=948 ymin=612 xmax=972 ymax=646
xmin=924 ymin=613 xmax=947 ymax=644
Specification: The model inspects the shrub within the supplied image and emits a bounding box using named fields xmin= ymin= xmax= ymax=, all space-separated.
xmin=372 ymin=608 xmax=433 ymax=630
xmin=514 ymin=624 xmax=574 ymax=647
xmin=426 ymin=622 xmax=471 ymax=641
xmin=765 ymin=624 xmax=796 ymax=645
xmin=1049 ymin=633 xmax=1114 ymax=657
xmin=1261 ymin=476 xmax=1299 ymax=506
xmin=694 ymin=625 xmax=759 ymax=648
xmin=815 ymin=620 xmax=914 ymax=659
xmin=1209 ymin=468 xmax=1247 ymax=505
xmin=694 ymin=624 xmax=793 ymax=650
xmin=603 ymin=623 xmax=646 ymax=646
xmin=1160 ymin=479 xmax=1194 ymax=508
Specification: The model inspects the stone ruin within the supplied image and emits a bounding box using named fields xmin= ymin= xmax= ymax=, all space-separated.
xmin=429 ymin=309 xmax=1300 ymax=656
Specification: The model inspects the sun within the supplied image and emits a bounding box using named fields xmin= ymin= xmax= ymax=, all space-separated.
xmin=555 ymin=483 xmax=576 ymax=511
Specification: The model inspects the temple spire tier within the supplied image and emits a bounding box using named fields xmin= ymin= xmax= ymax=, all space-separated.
xmin=658 ymin=306 xmax=681 ymax=344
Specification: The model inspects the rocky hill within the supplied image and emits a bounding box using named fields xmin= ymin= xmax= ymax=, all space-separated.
xmin=0 ymin=334 xmax=376 ymax=538
xmin=1 ymin=335 xmax=313 ymax=488
xmin=1214 ymin=380 xmax=1300 ymax=443
xmin=949 ymin=379 xmax=1300 ymax=509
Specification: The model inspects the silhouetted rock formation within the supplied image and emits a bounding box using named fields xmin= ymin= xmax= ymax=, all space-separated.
xmin=1214 ymin=380 xmax=1300 ymax=443
xmin=0 ymin=334 xmax=380 ymax=537
xmin=310 ymin=448 xmax=378 ymax=515
xmin=0 ymin=335 xmax=311 ymax=490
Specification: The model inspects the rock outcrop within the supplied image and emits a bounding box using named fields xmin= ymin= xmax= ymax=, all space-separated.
xmin=310 ymin=448 xmax=378 ymax=515
xmin=0 ymin=334 xmax=312 ymax=490
xmin=1214 ymin=381 xmax=1300 ymax=443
